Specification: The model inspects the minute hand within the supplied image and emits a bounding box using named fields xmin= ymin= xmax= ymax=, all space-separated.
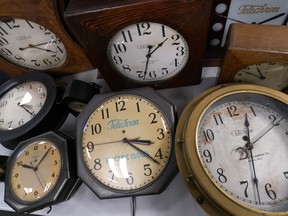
xmin=149 ymin=38 xmax=168 ymax=56
xmin=251 ymin=117 xmax=284 ymax=145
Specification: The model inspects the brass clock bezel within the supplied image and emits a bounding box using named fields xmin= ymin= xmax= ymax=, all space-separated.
xmin=176 ymin=84 xmax=288 ymax=216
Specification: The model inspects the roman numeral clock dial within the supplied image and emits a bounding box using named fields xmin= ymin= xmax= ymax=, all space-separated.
xmin=76 ymin=88 xmax=177 ymax=198
xmin=175 ymin=84 xmax=288 ymax=215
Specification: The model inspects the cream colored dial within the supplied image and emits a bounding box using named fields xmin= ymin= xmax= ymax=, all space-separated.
xmin=233 ymin=62 xmax=288 ymax=90
xmin=9 ymin=140 xmax=61 ymax=202
xmin=81 ymin=94 xmax=172 ymax=191
xmin=0 ymin=81 xmax=47 ymax=130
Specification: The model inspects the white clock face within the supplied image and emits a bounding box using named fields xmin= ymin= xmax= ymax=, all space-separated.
xmin=107 ymin=22 xmax=189 ymax=83
xmin=0 ymin=81 xmax=47 ymax=130
xmin=209 ymin=0 xmax=288 ymax=47
xmin=0 ymin=18 xmax=67 ymax=70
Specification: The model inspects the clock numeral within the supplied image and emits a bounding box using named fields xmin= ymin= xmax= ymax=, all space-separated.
xmin=149 ymin=112 xmax=157 ymax=124
xmin=39 ymin=25 xmax=52 ymax=35
xmin=283 ymin=171 xmax=288 ymax=179
xmin=2 ymin=18 xmax=19 ymax=30
xmin=112 ymin=43 xmax=127 ymax=54
xmin=144 ymin=164 xmax=152 ymax=176
xmin=112 ymin=55 xmax=123 ymax=65
xmin=161 ymin=68 xmax=168 ymax=75
xmin=136 ymin=23 xmax=151 ymax=36
xmin=122 ymin=64 xmax=131 ymax=73
xmin=34 ymin=190 xmax=39 ymax=196
xmin=227 ymin=105 xmax=239 ymax=117
xmin=171 ymin=58 xmax=178 ymax=67
xmin=203 ymin=129 xmax=214 ymax=142
xmin=31 ymin=59 xmax=41 ymax=67
xmin=14 ymin=173 xmax=19 ymax=178
xmin=213 ymin=113 xmax=223 ymax=125
xmin=0 ymin=100 xmax=7 ymax=108
xmin=203 ymin=150 xmax=212 ymax=163
xmin=16 ymin=161 xmax=23 ymax=167
xmin=121 ymin=30 xmax=133 ymax=43
xmin=86 ymin=141 xmax=95 ymax=153
xmin=115 ymin=100 xmax=126 ymax=112
xmin=15 ymin=55 xmax=25 ymax=62
xmin=1 ymin=48 xmax=12 ymax=56
xmin=176 ymin=46 xmax=185 ymax=57
xmin=43 ymin=58 xmax=52 ymax=66
xmin=171 ymin=34 xmax=180 ymax=45
xmin=240 ymin=180 xmax=249 ymax=198
xmin=0 ymin=26 xmax=8 ymax=37
xmin=33 ymin=145 xmax=38 ymax=151
xmin=94 ymin=158 xmax=102 ymax=170
xmin=265 ymin=183 xmax=277 ymax=200
xmin=101 ymin=108 xmax=110 ymax=119
xmin=17 ymin=184 xmax=21 ymax=190
xmin=24 ymin=150 xmax=29 ymax=156
xmin=25 ymin=20 xmax=34 ymax=29
xmin=268 ymin=114 xmax=278 ymax=125
xmin=217 ymin=168 xmax=227 ymax=183
xmin=250 ymin=106 xmax=257 ymax=116
xmin=136 ymin=102 xmax=140 ymax=112
xmin=154 ymin=148 xmax=163 ymax=160
xmin=91 ymin=123 xmax=102 ymax=135
xmin=0 ymin=36 xmax=8 ymax=46
xmin=126 ymin=172 xmax=134 ymax=185
xmin=157 ymin=128 xmax=165 ymax=140
xmin=52 ymin=54 xmax=61 ymax=62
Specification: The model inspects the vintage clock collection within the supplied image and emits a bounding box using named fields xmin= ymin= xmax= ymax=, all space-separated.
xmin=1 ymin=0 xmax=288 ymax=215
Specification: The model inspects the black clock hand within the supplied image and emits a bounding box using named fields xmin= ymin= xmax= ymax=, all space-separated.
xmin=19 ymin=44 xmax=57 ymax=53
xmin=21 ymin=163 xmax=34 ymax=170
xmin=215 ymin=14 xmax=247 ymax=24
xmin=142 ymin=45 xmax=153 ymax=80
xmin=34 ymin=147 xmax=52 ymax=169
xmin=30 ymin=162 xmax=45 ymax=190
xmin=243 ymin=114 xmax=261 ymax=203
xmin=123 ymin=139 xmax=160 ymax=165
xmin=149 ymin=38 xmax=168 ymax=56
xmin=122 ymin=138 xmax=154 ymax=145
xmin=251 ymin=117 xmax=284 ymax=145
xmin=257 ymin=13 xmax=286 ymax=24
xmin=240 ymin=70 xmax=264 ymax=79
xmin=17 ymin=102 xmax=35 ymax=117
xmin=256 ymin=66 xmax=266 ymax=80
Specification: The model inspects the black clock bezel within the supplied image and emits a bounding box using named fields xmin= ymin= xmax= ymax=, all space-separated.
xmin=0 ymin=72 xmax=68 ymax=150
xmin=4 ymin=131 xmax=80 ymax=213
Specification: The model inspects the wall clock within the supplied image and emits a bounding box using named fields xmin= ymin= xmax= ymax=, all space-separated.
xmin=0 ymin=72 xmax=68 ymax=150
xmin=175 ymin=83 xmax=288 ymax=215
xmin=4 ymin=131 xmax=80 ymax=213
xmin=76 ymin=88 xmax=177 ymax=198
xmin=205 ymin=0 xmax=288 ymax=65
xmin=218 ymin=24 xmax=288 ymax=91
xmin=64 ymin=0 xmax=212 ymax=90
xmin=0 ymin=0 xmax=93 ymax=77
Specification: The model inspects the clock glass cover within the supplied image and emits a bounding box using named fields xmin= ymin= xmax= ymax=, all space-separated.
xmin=81 ymin=94 xmax=173 ymax=192
xmin=107 ymin=22 xmax=189 ymax=83
xmin=0 ymin=18 xmax=67 ymax=70
xmin=0 ymin=81 xmax=47 ymax=130
xmin=9 ymin=139 xmax=61 ymax=202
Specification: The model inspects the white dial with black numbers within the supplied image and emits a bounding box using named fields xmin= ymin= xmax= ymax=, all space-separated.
xmin=0 ymin=18 xmax=67 ymax=70
xmin=107 ymin=22 xmax=189 ymax=83
xmin=0 ymin=81 xmax=47 ymax=130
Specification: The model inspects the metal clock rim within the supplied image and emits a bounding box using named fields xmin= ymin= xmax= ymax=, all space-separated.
xmin=183 ymin=84 xmax=288 ymax=216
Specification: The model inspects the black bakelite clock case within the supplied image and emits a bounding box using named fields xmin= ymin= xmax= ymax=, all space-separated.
xmin=4 ymin=131 xmax=80 ymax=213
xmin=76 ymin=88 xmax=178 ymax=199
xmin=0 ymin=72 xmax=68 ymax=150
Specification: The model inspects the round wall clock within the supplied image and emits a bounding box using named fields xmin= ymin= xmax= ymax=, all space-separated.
xmin=76 ymin=88 xmax=177 ymax=198
xmin=0 ymin=0 xmax=93 ymax=77
xmin=218 ymin=24 xmax=288 ymax=91
xmin=0 ymin=72 xmax=68 ymax=150
xmin=205 ymin=0 xmax=288 ymax=65
xmin=175 ymin=83 xmax=288 ymax=215
xmin=4 ymin=131 xmax=80 ymax=213
xmin=64 ymin=0 xmax=212 ymax=90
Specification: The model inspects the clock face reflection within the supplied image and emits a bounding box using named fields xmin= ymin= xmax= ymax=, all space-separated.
xmin=0 ymin=81 xmax=47 ymax=130
xmin=80 ymin=94 xmax=172 ymax=192
xmin=9 ymin=139 xmax=61 ymax=202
